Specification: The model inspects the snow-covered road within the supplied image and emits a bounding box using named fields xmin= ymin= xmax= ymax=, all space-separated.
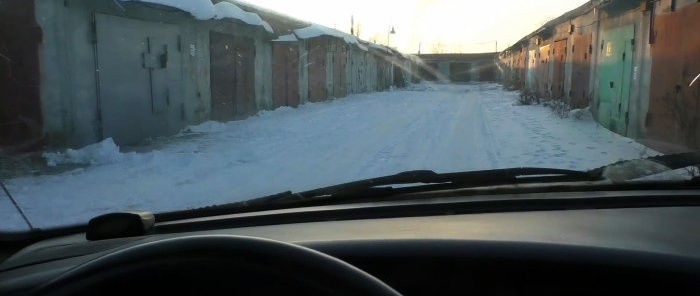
xmin=2 ymin=83 xmax=654 ymax=232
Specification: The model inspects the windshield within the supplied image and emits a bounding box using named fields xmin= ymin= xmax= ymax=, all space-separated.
xmin=1 ymin=0 xmax=699 ymax=233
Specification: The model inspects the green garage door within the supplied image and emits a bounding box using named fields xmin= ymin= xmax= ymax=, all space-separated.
xmin=597 ymin=25 xmax=635 ymax=135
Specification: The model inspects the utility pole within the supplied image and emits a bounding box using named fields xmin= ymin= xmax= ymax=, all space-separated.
xmin=387 ymin=26 xmax=396 ymax=47
xmin=351 ymin=15 xmax=355 ymax=36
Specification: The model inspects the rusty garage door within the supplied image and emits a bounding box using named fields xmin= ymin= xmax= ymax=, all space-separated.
xmin=210 ymin=32 xmax=256 ymax=121
xmin=649 ymin=3 xmax=700 ymax=147
xmin=570 ymin=34 xmax=592 ymax=108
xmin=272 ymin=42 xmax=300 ymax=108
xmin=537 ymin=44 xmax=551 ymax=98
xmin=96 ymin=13 xmax=184 ymax=145
xmin=332 ymin=41 xmax=348 ymax=98
xmin=307 ymin=39 xmax=328 ymax=102
xmin=552 ymin=38 xmax=568 ymax=99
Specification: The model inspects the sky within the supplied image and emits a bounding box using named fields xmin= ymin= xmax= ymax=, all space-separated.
xmin=244 ymin=0 xmax=589 ymax=54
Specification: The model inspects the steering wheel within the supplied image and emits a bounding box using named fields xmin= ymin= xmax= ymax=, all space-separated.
xmin=31 ymin=235 xmax=403 ymax=296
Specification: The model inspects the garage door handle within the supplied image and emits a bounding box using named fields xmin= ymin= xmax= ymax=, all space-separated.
xmin=609 ymin=81 xmax=614 ymax=88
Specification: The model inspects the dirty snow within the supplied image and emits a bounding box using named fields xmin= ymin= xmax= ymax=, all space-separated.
xmin=43 ymin=138 xmax=124 ymax=167
xmin=2 ymin=83 xmax=661 ymax=232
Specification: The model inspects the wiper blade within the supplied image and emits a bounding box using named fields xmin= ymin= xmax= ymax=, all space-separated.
xmin=160 ymin=168 xmax=601 ymax=221
xmin=262 ymin=167 xmax=602 ymax=203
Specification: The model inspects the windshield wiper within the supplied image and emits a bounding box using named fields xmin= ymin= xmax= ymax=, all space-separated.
xmin=163 ymin=152 xmax=700 ymax=221
xmin=250 ymin=151 xmax=700 ymax=205
xmin=157 ymin=155 xmax=700 ymax=223
xmin=154 ymin=167 xmax=603 ymax=222
xmin=243 ymin=167 xmax=603 ymax=205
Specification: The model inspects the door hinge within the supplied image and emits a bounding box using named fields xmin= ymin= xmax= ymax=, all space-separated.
xmin=622 ymin=52 xmax=626 ymax=61
xmin=177 ymin=35 xmax=182 ymax=52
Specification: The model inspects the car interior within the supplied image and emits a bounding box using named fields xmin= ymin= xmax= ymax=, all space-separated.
xmin=2 ymin=186 xmax=700 ymax=295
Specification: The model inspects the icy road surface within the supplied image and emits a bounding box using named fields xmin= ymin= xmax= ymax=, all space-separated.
xmin=2 ymin=83 xmax=655 ymax=231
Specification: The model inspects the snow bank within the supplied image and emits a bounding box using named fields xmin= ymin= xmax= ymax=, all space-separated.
xmin=569 ymin=107 xmax=593 ymax=121
xmin=43 ymin=138 xmax=123 ymax=167
xmin=213 ymin=2 xmax=273 ymax=33
xmin=183 ymin=121 xmax=229 ymax=133
xmin=294 ymin=25 xmax=358 ymax=44
xmin=121 ymin=0 xmax=216 ymax=20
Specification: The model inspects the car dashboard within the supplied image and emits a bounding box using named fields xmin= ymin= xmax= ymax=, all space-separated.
xmin=2 ymin=191 xmax=700 ymax=295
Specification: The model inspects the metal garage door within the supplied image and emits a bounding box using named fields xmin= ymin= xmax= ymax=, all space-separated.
xmin=649 ymin=3 xmax=700 ymax=147
xmin=537 ymin=44 xmax=551 ymax=98
xmin=597 ymin=25 xmax=634 ymax=134
xmin=272 ymin=42 xmax=300 ymax=108
xmin=210 ymin=32 xmax=256 ymax=121
xmin=95 ymin=13 xmax=184 ymax=145
xmin=570 ymin=34 xmax=592 ymax=108
xmin=552 ymin=39 xmax=568 ymax=99
xmin=332 ymin=42 xmax=348 ymax=98
xmin=308 ymin=39 xmax=328 ymax=102
xmin=210 ymin=32 xmax=236 ymax=121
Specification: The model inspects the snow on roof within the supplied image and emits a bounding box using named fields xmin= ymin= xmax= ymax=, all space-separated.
xmin=121 ymin=0 xmax=216 ymax=20
xmin=272 ymin=34 xmax=298 ymax=42
xmin=356 ymin=43 xmax=369 ymax=51
xmin=262 ymin=21 xmax=274 ymax=33
xmin=294 ymin=24 xmax=358 ymax=45
xmin=213 ymin=2 xmax=273 ymax=33
xmin=367 ymin=42 xmax=392 ymax=54
xmin=121 ymin=0 xmax=273 ymax=33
